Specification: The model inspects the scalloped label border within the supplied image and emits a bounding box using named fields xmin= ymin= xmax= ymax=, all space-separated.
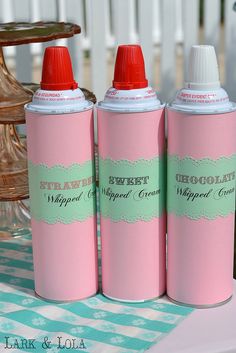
xmin=98 ymin=156 xmax=165 ymax=222
xmin=28 ymin=160 xmax=96 ymax=224
xmin=167 ymin=154 xmax=236 ymax=220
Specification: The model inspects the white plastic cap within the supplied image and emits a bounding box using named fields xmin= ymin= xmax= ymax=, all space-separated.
xmin=185 ymin=45 xmax=220 ymax=90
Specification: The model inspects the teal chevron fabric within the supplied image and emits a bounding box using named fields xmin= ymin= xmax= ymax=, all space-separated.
xmin=0 ymin=236 xmax=193 ymax=353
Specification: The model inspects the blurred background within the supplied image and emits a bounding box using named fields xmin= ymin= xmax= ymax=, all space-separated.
xmin=1 ymin=0 xmax=236 ymax=102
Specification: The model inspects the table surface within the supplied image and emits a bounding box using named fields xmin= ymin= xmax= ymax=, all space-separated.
xmin=150 ymin=281 xmax=236 ymax=353
xmin=0 ymin=237 xmax=235 ymax=353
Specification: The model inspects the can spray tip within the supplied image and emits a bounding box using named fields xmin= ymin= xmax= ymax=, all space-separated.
xmin=41 ymin=46 xmax=78 ymax=90
xmin=186 ymin=45 xmax=220 ymax=90
xmin=113 ymin=45 xmax=148 ymax=90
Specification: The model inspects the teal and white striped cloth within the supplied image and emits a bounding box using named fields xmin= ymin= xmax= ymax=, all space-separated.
xmin=0 ymin=237 xmax=193 ymax=353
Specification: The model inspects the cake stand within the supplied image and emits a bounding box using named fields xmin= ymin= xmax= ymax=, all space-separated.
xmin=0 ymin=22 xmax=81 ymax=239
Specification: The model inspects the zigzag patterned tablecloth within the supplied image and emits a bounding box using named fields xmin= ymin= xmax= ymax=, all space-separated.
xmin=0 ymin=237 xmax=193 ymax=353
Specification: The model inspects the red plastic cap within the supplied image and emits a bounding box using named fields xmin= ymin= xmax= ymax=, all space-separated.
xmin=40 ymin=46 xmax=78 ymax=90
xmin=112 ymin=45 xmax=148 ymax=90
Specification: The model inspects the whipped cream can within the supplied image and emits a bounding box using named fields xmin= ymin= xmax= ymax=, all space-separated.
xmin=97 ymin=45 xmax=166 ymax=302
xmin=25 ymin=47 xmax=98 ymax=301
xmin=167 ymin=45 xmax=236 ymax=307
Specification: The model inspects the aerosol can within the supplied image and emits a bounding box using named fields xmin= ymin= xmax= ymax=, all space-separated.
xmin=25 ymin=46 xmax=98 ymax=301
xmin=167 ymin=45 xmax=236 ymax=307
xmin=97 ymin=45 xmax=166 ymax=302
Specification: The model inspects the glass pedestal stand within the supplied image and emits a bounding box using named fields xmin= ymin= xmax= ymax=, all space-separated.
xmin=0 ymin=47 xmax=32 ymax=239
xmin=0 ymin=22 xmax=81 ymax=239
